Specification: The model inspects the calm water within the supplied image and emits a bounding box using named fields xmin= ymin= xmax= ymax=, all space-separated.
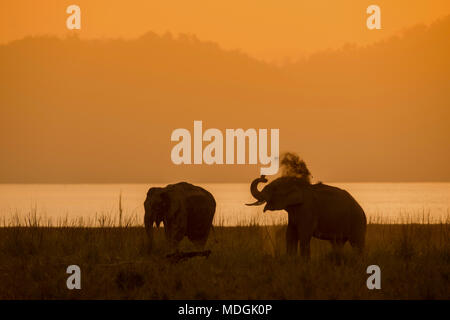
xmin=0 ymin=183 xmax=449 ymax=226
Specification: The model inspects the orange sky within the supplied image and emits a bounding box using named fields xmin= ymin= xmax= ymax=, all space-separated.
xmin=1 ymin=0 xmax=450 ymax=61
xmin=1 ymin=1 xmax=449 ymax=182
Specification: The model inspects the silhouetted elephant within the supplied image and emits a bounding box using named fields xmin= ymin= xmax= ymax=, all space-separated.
xmin=246 ymin=175 xmax=366 ymax=258
xmin=144 ymin=182 xmax=216 ymax=251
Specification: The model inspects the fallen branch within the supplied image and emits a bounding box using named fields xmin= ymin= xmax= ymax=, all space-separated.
xmin=166 ymin=250 xmax=211 ymax=263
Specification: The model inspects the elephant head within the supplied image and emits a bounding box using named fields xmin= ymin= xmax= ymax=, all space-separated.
xmin=246 ymin=175 xmax=308 ymax=212
xmin=144 ymin=187 xmax=174 ymax=248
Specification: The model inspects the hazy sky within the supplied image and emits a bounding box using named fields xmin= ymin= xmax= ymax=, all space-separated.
xmin=1 ymin=0 xmax=450 ymax=61
xmin=1 ymin=1 xmax=449 ymax=182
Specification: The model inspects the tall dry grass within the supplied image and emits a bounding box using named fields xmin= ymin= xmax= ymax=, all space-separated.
xmin=0 ymin=212 xmax=448 ymax=299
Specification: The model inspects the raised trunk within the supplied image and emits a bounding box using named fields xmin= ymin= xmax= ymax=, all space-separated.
xmin=246 ymin=175 xmax=268 ymax=206
xmin=250 ymin=175 xmax=268 ymax=200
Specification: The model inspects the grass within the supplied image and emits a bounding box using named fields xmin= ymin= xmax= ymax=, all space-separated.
xmin=0 ymin=219 xmax=448 ymax=299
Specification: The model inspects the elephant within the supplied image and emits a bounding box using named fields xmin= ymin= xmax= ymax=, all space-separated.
xmin=144 ymin=182 xmax=216 ymax=251
xmin=246 ymin=175 xmax=367 ymax=258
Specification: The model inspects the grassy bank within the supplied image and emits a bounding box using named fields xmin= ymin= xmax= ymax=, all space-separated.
xmin=0 ymin=224 xmax=448 ymax=299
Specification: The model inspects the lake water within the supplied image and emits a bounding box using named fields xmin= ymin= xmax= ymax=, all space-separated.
xmin=0 ymin=183 xmax=449 ymax=226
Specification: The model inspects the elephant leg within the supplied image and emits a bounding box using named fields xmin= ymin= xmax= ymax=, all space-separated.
xmin=331 ymin=239 xmax=346 ymax=252
xmin=350 ymin=238 xmax=364 ymax=255
xmin=299 ymin=237 xmax=311 ymax=260
xmin=330 ymin=239 xmax=346 ymax=263
xmin=349 ymin=227 xmax=366 ymax=255
xmin=186 ymin=204 xmax=214 ymax=250
xmin=165 ymin=223 xmax=185 ymax=252
xmin=286 ymin=224 xmax=298 ymax=255
xmin=189 ymin=228 xmax=209 ymax=250
xmin=296 ymin=215 xmax=314 ymax=259
xmin=164 ymin=205 xmax=188 ymax=252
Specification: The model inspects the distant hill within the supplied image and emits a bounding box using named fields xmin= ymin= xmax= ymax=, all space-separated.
xmin=1 ymin=17 xmax=449 ymax=182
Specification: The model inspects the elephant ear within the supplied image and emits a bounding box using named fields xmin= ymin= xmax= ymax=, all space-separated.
xmin=267 ymin=182 xmax=304 ymax=210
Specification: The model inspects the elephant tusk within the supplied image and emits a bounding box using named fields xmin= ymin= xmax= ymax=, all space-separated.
xmin=245 ymin=200 xmax=266 ymax=206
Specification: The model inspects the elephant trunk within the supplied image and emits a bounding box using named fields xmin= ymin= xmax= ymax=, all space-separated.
xmin=246 ymin=175 xmax=268 ymax=206
xmin=144 ymin=200 xmax=155 ymax=250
